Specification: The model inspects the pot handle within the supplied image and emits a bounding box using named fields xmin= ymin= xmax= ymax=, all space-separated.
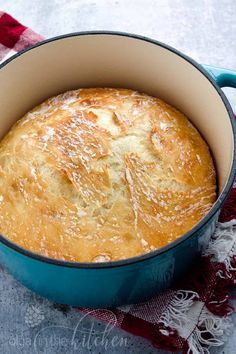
xmin=202 ymin=64 xmax=236 ymax=88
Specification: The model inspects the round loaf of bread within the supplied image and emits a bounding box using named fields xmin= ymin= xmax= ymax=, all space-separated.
xmin=0 ymin=88 xmax=216 ymax=262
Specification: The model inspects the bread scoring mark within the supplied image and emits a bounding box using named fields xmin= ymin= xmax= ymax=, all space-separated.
xmin=125 ymin=165 xmax=139 ymax=231
xmin=0 ymin=88 xmax=216 ymax=262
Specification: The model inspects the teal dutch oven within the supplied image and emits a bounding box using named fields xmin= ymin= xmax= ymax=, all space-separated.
xmin=0 ymin=32 xmax=236 ymax=308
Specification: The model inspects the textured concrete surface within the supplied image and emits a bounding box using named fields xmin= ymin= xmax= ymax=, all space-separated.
xmin=0 ymin=1 xmax=235 ymax=353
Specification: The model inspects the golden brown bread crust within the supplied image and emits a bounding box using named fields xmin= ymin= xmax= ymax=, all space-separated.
xmin=0 ymin=88 xmax=216 ymax=262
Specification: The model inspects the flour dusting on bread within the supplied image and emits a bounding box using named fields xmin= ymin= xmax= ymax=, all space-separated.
xmin=0 ymin=88 xmax=216 ymax=262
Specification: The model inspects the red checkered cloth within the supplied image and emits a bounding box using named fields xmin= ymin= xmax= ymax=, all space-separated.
xmin=0 ymin=11 xmax=235 ymax=354
xmin=0 ymin=11 xmax=43 ymax=61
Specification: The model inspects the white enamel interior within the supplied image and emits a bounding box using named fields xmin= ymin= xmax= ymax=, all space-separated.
xmin=0 ymin=34 xmax=233 ymax=194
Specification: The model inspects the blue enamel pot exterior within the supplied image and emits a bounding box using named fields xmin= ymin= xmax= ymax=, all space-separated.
xmin=0 ymin=32 xmax=235 ymax=308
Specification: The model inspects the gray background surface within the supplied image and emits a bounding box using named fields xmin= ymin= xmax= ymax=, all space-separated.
xmin=0 ymin=1 xmax=235 ymax=353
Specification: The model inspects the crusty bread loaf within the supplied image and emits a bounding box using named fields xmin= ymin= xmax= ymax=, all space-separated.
xmin=0 ymin=88 xmax=216 ymax=262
